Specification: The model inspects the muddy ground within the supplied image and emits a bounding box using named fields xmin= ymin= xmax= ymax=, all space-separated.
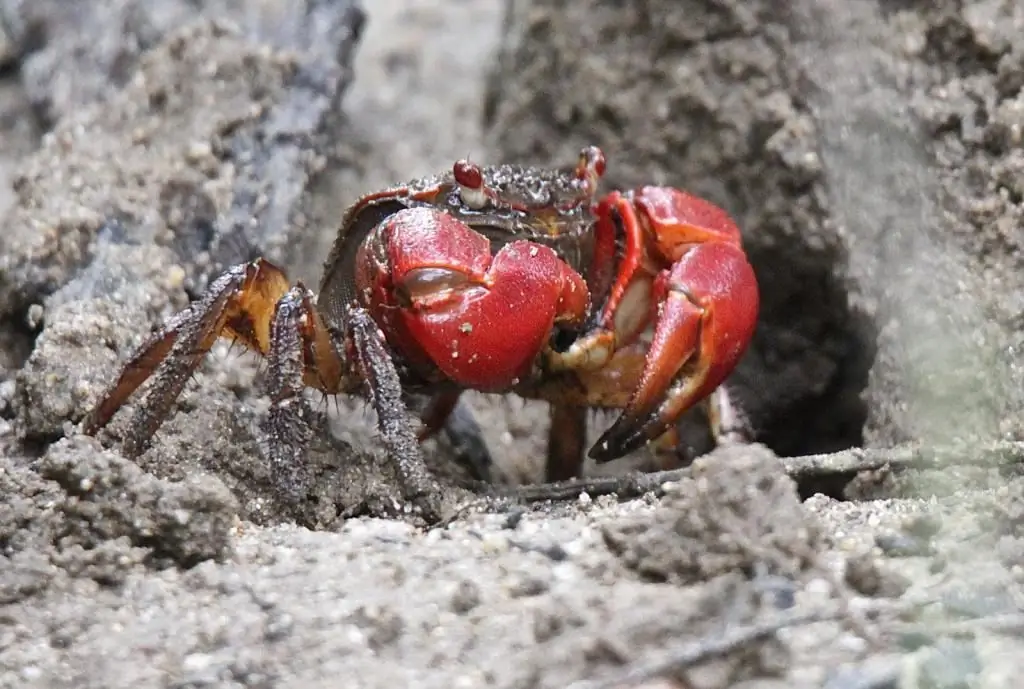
xmin=2 ymin=0 xmax=1024 ymax=687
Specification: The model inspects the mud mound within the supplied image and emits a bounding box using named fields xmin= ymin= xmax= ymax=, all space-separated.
xmin=603 ymin=444 xmax=818 ymax=584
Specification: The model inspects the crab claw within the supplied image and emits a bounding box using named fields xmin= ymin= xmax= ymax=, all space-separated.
xmin=589 ymin=188 xmax=759 ymax=462
xmin=357 ymin=206 xmax=590 ymax=391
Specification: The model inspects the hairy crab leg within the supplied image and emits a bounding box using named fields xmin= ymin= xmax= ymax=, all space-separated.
xmin=258 ymin=285 xmax=342 ymax=503
xmin=82 ymin=259 xmax=292 ymax=456
xmin=81 ymin=306 xmax=195 ymax=439
xmin=82 ymin=258 xmax=376 ymax=510
xmin=348 ymin=308 xmax=442 ymax=519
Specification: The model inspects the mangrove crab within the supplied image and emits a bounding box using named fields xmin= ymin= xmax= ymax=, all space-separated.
xmin=81 ymin=146 xmax=759 ymax=518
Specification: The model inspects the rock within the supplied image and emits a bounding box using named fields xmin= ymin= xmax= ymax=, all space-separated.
xmin=602 ymin=443 xmax=819 ymax=584
xmin=0 ymin=3 xmax=364 ymax=320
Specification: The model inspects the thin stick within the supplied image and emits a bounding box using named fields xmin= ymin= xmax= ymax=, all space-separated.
xmin=895 ymin=612 xmax=1024 ymax=639
xmin=500 ymin=440 xmax=1024 ymax=504
xmin=564 ymin=607 xmax=843 ymax=689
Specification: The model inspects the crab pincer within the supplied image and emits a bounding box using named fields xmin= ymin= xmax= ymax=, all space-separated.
xmin=357 ymin=205 xmax=591 ymax=391
xmin=584 ymin=186 xmax=759 ymax=461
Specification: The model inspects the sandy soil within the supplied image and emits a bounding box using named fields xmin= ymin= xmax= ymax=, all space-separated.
xmin=1 ymin=0 xmax=1024 ymax=688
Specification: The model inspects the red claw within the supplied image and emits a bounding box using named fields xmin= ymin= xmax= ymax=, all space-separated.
xmin=357 ymin=206 xmax=590 ymax=391
xmin=588 ymin=187 xmax=759 ymax=461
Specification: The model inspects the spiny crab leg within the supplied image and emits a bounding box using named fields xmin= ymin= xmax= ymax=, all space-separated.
xmin=81 ymin=258 xmax=442 ymax=516
xmin=82 ymin=259 xmax=296 ymax=453
xmin=347 ymin=308 xmax=441 ymax=505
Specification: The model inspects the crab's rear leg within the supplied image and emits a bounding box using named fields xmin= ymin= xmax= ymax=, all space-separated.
xmin=417 ymin=390 xmax=493 ymax=482
xmin=82 ymin=259 xmax=294 ymax=455
xmin=82 ymin=259 xmax=356 ymax=501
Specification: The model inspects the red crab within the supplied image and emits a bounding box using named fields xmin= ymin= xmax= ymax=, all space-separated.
xmin=82 ymin=146 xmax=758 ymax=519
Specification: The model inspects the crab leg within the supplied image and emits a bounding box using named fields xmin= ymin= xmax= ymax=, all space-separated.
xmin=348 ymin=308 xmax=441 ymax=516
xmin=258 ymin=285 xmax=343 ymax=503
xmin=417 ymin=389 xmax=493 ymax=482
xmin=546 ymin=404 xmax=588 ymax=481
xmin=81 ymin=258 xmax=369 ymax=505
xmin=589 ymin=239 xmax=758 ymax=461
xmin=82 ymin=259 xmax=293 ymax=455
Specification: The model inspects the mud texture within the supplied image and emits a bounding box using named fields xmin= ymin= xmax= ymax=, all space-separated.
xmin=3 ymin=0 xmax=1024 ymax=687
xmin=1 ymin=3 xmax=430 ymax=528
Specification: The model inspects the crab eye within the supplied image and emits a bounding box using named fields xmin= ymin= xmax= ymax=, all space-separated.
xmin=453 ymin=159 xmax=487 ymax=210
xmin=586 ymin=146 xmax=607 ymax=177
xmin=576 ymin=146 xmax=606 ymax=189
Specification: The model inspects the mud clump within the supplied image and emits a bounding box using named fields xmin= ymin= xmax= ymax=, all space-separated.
xmin=37 ymin=437 xmax=239 ymax=571
xmin=0 ymin=436 xmax=236 ymax=603
xmin=603 ymin=444 xmax=819 ymax=584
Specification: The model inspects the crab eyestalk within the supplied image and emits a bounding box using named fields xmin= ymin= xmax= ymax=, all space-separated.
xmin=453 ymin=159 xmax=488 ymax=209
xmin=574 ymin=145 xmax=607 ymax=195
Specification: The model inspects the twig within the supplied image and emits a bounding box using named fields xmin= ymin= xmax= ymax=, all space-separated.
xmin=561 ymin=605 xmax=1024 ymax=689
xmin=504 ymin=471 xmax=670 ymax=503
xmin=564 ymin=607 xmax=844 ymax=689
xmin=780 ymin=440 xmax=1024 ymax=477
xmin=427 ymin=496 xmax=506 ymax=531
xmin=499 ymin=440 xmax=1024 ymax=504
xmin=894 ymin=611 xmax=1024 ymax=639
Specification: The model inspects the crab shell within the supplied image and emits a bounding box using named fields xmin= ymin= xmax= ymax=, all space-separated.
xmin=318 ymin=156 xmax=602 ymax=390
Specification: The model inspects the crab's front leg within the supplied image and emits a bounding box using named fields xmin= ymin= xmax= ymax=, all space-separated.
xmin=549 ymin=187 xmax=759 ymax=462
xmin=245 ymin=287 xmax=443 ymax=517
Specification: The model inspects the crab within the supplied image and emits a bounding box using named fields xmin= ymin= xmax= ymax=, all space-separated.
xmin=81 ymin=146 xmax=759 ymax=519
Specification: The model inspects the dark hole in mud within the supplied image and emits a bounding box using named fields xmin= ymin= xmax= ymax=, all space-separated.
xmin=0 ymin=313 xmax=38 ymax=378
xmin=794 ymin=471 xmax=860 ymax=502
xmin=736 ymin=240 xmax=877 ymax=468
